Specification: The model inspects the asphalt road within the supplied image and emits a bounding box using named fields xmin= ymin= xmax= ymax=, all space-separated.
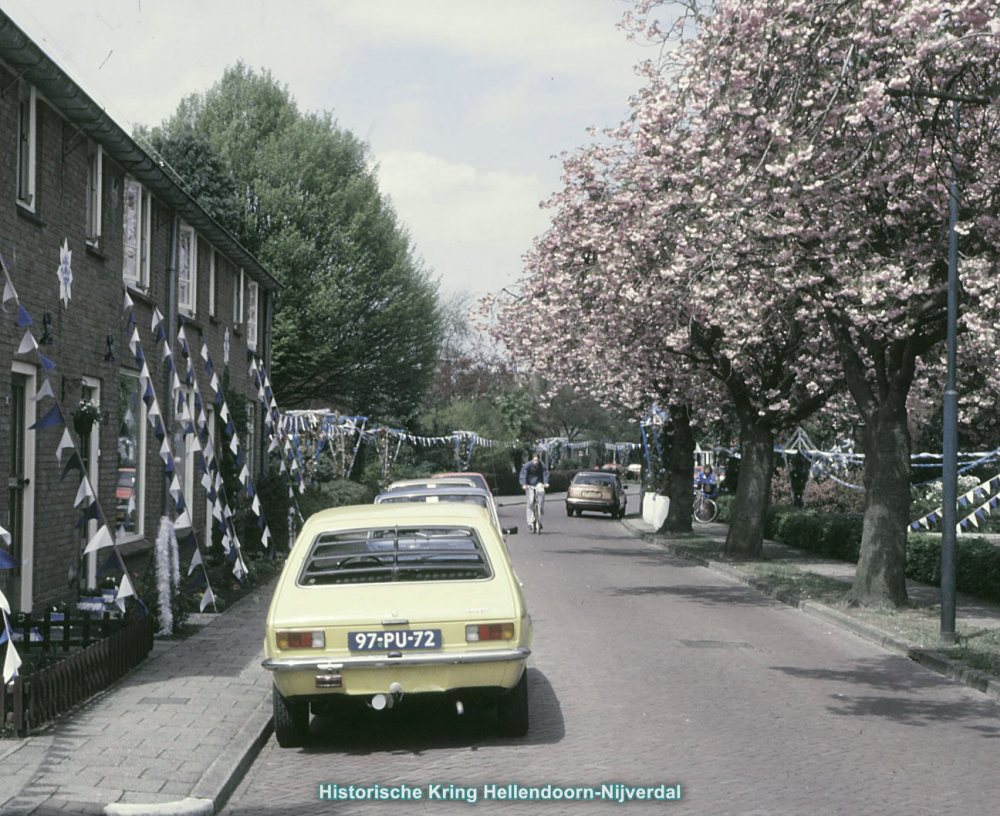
xmin=223 ymin=489 xmax=1000 ymax=815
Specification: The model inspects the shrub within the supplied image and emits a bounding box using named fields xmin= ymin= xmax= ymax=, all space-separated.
xmin=715 ymin=493 xmax=735 ymax=523
xmin=907 ymin=533 xmax=1000 ymax=603
xmin=493 ymin=468 xmax=581 ymax=496
xmin=299 ymin=479 xmax=377 ymax=521
xmin=763 ymin=506 xmax=863 ymax=562
xmin=802 ymin=476 xmax=865 ymax=514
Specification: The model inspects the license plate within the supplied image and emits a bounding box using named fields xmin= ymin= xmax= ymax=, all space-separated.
xmin=348 ymin=629 xmax=442 ymax=651
xmin=583 ymin=490 xmax=602 ymax=497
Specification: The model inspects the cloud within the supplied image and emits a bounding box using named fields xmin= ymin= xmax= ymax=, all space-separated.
xmin=337 ymin=0 xmax=642 ymax=98
xmin=374 ymin=150 xmax=552 ymax=295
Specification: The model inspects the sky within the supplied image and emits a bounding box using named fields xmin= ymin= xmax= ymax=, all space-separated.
xmin=5 ymin=0 xmax=652 ymax=301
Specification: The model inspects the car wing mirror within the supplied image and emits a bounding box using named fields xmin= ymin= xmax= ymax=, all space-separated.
xmin=503 ymin=526 xmax=518 ymax=536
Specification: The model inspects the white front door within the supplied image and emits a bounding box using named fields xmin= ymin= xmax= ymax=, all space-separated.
xmin=6 ymin=363 xmax=37 ymax=612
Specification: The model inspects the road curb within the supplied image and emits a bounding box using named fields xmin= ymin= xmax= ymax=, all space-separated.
xmin=191 ymin=692 xmax=274 ymax=812
xmin=102 ymin=693 xmax=272 ymax=816
xmin=620 ymin=518 xmax=1000 ymax=703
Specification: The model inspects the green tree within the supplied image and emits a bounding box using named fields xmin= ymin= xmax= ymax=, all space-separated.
xmin=147 ymin=62 xmax=441 ymax=419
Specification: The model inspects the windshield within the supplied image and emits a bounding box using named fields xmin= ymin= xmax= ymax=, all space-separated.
xmin=573 ymin=473 xmax=616 ymax=487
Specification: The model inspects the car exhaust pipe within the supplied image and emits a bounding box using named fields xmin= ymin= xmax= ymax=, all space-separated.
xmin=370 ymin=693 xmax=393 ymax=710
xmin=455 ymin=700 xmax=465 ymax=716
xmin=370 ymin=683 xmax=404 ymax=711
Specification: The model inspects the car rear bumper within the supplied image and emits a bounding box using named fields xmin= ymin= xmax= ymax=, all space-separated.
xmin=264 ymin=647 xmax=530 ymax=697
xmin=263 ymin=646 xmax=530 ymax=673
xmin=567 ymin=498 xmax=617 ymax=511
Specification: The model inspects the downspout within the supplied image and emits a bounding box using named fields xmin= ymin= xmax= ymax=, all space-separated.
xmin=164 ymin=214 xmax=179 ymax=515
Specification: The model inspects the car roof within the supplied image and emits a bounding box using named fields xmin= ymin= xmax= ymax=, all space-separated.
xmin=303 ymin=501 xmax=495 ymax=530
xmin=376 ymin=485 xmax=493 ymax=500
xmin=385 ymin=477 xmax=478 ymax=490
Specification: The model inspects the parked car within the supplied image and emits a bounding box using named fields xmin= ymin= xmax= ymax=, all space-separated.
xmin=433 ymin=471 xmax=491 ymax=493
xmin=263 ymin=503 xmax=532 ymax=747
xmin=600 ymin=463 xmax=626 ymax=478
xmin=566 ymin=471 xmax=627 ymax=518
xmin=385 ymin=476 xmax=479 ymax=491
xmin=626 ymin=464 xmax=642 ymax=481
xmin=374 ymin=485 xmax=516 ymax=537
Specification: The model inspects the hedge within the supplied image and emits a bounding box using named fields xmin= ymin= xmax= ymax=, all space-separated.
xmin=493 ymin=469 xmax=581 ymax=496
xmin=757 ymin=506 xmax=1000 ymax=605
xmin=907 ymin=534 xmax=1000 ymax=604
xmin=763 ymin=507 xmax=864 ymax=563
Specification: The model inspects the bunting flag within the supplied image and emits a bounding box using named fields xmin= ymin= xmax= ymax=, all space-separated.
xmin=0 ymin=548 xmax=20 ymax=569
xmin=84 ymin=524 xmax=115 ymax=555
xmin=114 ymin=573 xmax=135 ymax=613
xmin=30 ymin=403 xmax=64 ymax=430
xmin=909 ymin=471 xmax=1000 ymax=532
xmin=199 ymin=585 xmax=216 ymax=613
xmin=17 ymin=330 xmax=38 ymax=354
xmin=187 ymin=548 xmax=203 ymax=576
xmin=3 ymin=628 xmax=21 ymax=684
xmin=30 ymin=379 xmax=56 ymax=403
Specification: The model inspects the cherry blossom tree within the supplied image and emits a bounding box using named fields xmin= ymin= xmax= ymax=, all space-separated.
xmin=490 ymin=90 xmax=841 ymax=545
xmin=623 ymin=0 xmax=1000 ymax=605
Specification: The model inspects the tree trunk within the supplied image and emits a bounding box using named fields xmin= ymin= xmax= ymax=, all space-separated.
xmin=724 ymin=421 xmax=774 ymax=558
xmin=846 ymin=408 xmax=910 ymax=607
xmin=658 ymin=404 xmax=694 ymax=534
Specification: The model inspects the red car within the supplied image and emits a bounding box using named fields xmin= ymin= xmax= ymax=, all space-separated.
xmin=432 ymin=472 xmax=491 ymax=493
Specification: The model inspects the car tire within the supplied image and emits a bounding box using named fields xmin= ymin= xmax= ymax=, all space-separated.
xmin=273 ymin=686 xmax=309 ymax=748
xmin=566 ymin=504 xmax=573 ymax=517
xmin=497 ymin=668 xmax=529 ymax=738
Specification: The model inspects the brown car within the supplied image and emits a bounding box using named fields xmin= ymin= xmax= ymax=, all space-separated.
xmin=566 ymin=471 xmax=627 ymax=518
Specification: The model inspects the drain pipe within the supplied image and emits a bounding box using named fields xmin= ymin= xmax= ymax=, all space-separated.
xmin=163 ymin=215 xmax=179 ymax=515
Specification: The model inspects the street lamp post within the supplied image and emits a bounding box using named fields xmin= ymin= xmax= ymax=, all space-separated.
xmin=940 ymin=100 xmax=960 ymax=645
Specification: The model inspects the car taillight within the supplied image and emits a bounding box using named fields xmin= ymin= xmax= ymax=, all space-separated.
xmin=466 ymin=623 xmax=514 ymax=642
xmin=276 ymin=630 xmax=325 ymax=649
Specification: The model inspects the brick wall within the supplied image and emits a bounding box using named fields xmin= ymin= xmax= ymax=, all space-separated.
xmin=0 ymin=64 xmax=271 ymax=613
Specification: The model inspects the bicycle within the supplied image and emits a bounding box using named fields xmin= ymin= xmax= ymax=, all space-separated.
xmin=692 ymin=490 xmax=718 ymax=523
xmin=525 ymin=483 xmax=547 ymax=533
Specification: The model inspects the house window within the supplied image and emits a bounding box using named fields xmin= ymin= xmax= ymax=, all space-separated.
xmin=246 ymin=281 xmax=259 ymax=351
xmin=123 ymin=178 xmax=151 ymax=287
xmin=208 ymin=250 xmax=218 ymax=317
xmin=118 ymin=372 xmax=146 ymax=540
xmin=16 ymin=83 xmax=36 ymax=209
xmin=233 ymin=267 xmax=244 ymax=326
xmin=178 ymin=223 xmax=197 ymax=316
xmin=86 ymin=142 xmax=103 ymax=244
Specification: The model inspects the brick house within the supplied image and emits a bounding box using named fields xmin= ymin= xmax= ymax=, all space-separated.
xmin=0 ymin=11 xmax=279 ymax=613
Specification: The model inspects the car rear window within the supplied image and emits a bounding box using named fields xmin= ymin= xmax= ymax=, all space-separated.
xmin=299 ymin=526 xmax=493 ymax=585
xmin=573 ymin=473 xmax=615 ymax=487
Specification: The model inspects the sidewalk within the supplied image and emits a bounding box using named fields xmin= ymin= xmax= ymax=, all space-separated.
xmin=623 ymin=514 xmax=1000 ymax=701
xmin=0 ymin=581 xmax=277 ymax=816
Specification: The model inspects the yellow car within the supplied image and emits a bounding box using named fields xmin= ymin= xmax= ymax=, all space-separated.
xmin=262 ymin=503 xmax=532 ymax=746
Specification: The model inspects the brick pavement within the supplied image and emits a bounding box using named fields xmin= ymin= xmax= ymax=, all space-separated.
xmin=0 ymin=581 xmax=276 ymax=816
